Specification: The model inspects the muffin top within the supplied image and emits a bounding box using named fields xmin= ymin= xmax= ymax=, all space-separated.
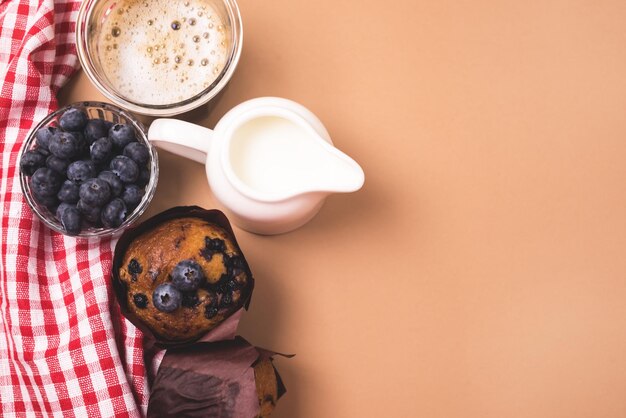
xmin=118 ymin=217 xmax=253 ymax=342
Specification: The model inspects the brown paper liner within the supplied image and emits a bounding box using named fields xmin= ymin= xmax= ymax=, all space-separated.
xmin=147 ymin=337 xmax=290 ymax=418
xmin=111 ymin=206 xmax=255 ymax=348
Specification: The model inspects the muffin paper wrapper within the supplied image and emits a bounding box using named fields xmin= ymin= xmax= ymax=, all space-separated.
xmin=147 ymin=337 xmax=290 ymax=418
xmin=111 ymin=206 xmax=255 ymax=348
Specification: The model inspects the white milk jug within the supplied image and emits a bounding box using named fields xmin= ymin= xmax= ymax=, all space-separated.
xmin=148 ymin=97 xmax=365 ymax=234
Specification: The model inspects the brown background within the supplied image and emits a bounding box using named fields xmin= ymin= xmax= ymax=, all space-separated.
xmin=60 ymin=0 xmax=626 ymax=417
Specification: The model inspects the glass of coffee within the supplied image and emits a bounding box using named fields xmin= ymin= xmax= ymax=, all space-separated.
xmin=77 ymin=0 xmax=242 ymax=116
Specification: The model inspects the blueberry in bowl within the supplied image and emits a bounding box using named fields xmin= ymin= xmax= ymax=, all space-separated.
xmin=18 ymin=101 xmax=159 ymax=237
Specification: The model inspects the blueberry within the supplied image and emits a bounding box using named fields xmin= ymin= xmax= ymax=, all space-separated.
xmin=79 ymin=178 xmax=111 ymax=207
xmin=204 ymin=303 xmax=219 ymax=319
xmin=32 ymin=190 xmax=58 ymax=208
xmin=57 ymin=180 xmax=80 ymax=203
xmin=206 ymin=237 xmax=226 ymax=252
xmin=109 ymin=155 xmax=138 ymax=183
xmin=60 ymin=206 xmax=81 ymax=235
xmin=49 ymin=131 xmax=79 ymax=159
xmin=128 ymin=258 xmax=142 ymax=275
xmin=171 ymin=259 xmax=205 ymax=291
xmin=35 ymin=126 xmax=57 ymax=151
xmin=20 ymin=150 xmax=46 ymax=176
xmin=123 ymin=142 xmax=150 ymax=166
xmin=200 ymin=248 xmax=213 ymax=261
xmin=227 ymin=255 xmax=246 ymax=269
xmin=56 ymin=202 xmax=75 ymax=220
xmin=98 ymin=171 xmax=123 ymax=197
xmin=84 ymin=119 xmax=109 ymax=144
xmin=59 ymin=108 xmax=88 ymax=131
xmin=136 ymin=166 xmax=150 ymax=187
xmin=77 ymin=199 xmax=101 ymax=224
xmin=121 ymin=184 xmax=144 ymax=210
xmin=109 ymin=124 xmax=135 ymax=148
xmin=67 ymin=160 xmax=96 ymax=182
xmin=101 ymin=198 xmax=127 ymax=228
xmin=90 ymin=137 xmax=113 ymax=164
xmin=45 ymin=155 xmax=70 ymax=175
xmin=222 ymin=254 xmax=247 ymax=280
xmin=72 ymin=131 xmax=90 ymax=157
xmin=133 ymin=293 xmax=148 ymax=309
xmin=34 ymin=146 xmax=50 ymax=157
xmin=152 ymin=283 xmax=182 ymax=313
xmin=30 ymin=167 xmax=62 ymax=197
xmin=182 ymin=293 xmax=200 ymax=308
xmin=200 ymin=237 xmax=227 ymax=261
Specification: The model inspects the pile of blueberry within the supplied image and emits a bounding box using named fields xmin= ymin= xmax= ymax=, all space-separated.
xmin=150 ymin=260 xmax=206 ymax=313
xmin=20 ymin=107 xmax=151 ymax=235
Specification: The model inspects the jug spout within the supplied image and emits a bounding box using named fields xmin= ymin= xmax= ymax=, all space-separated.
xmin=326 ymin=152 xmax=364 ymax=193
xmin=302 ymin=147 xmax=365 ymax=196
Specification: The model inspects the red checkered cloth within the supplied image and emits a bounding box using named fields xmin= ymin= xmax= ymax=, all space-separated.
xmin=0 ymin=1 xmax=159 ymax=416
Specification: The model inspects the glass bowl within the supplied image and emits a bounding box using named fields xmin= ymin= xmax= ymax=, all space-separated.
xmin=18 ymin=101 xmax=159 ymax=238
xmin=75 ymin=0 xmax=243 ymax=116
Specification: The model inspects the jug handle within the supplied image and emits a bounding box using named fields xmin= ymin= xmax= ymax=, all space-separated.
xmin=148 ymin=119 xmax=213 ymax=164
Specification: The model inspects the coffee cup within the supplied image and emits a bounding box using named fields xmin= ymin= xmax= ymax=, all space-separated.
xmin=77 ymin=0 xmax=243 ymax=116
xmin=148 ymin=97 xmax=365 ymax=234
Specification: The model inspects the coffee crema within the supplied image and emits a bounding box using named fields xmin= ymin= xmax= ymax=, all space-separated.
xmin=97 ymin=0 xmax=230 ymax=106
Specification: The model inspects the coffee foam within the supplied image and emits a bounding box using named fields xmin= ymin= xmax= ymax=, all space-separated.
xmin=98 ymin=0 xmax=230 ymax=105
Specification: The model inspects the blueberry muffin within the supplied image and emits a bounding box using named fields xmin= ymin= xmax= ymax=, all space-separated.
xmin=118 ymin=217 xmax=253 ymax=342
